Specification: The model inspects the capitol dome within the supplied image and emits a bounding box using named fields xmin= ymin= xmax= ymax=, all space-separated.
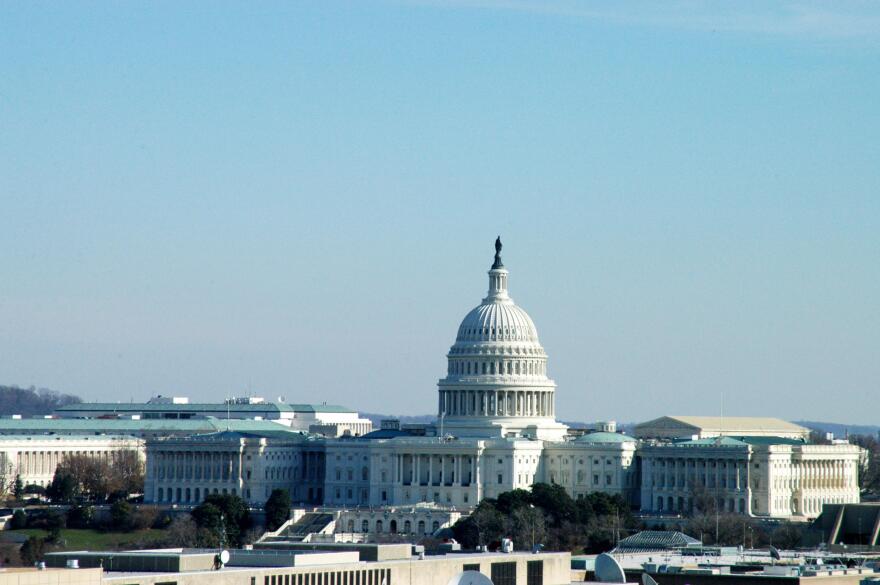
xmin=437 ymin=239 xmax=568 ymax=441
xmin=455 ymin=300 xmax=539 ymax=344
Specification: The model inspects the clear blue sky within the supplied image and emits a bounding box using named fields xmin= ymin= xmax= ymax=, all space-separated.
xmin=2 ymin=1 xmax=878 ymax=424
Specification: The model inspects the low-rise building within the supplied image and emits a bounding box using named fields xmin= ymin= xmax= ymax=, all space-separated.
xmin=0 ymin=434 xmax=142 ymax=489
xmin=43 ymin=546 xmax=571 ymax=585
xmin=54 ymin=398 xmax=372 ymax=434
xmin=145 ymin=429 xmax=326 ymax=506
xmin=335 ymin=503 xmax=463 ymax=536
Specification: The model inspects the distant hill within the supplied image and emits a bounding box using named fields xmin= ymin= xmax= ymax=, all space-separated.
xmin=796 ymin=420 xmax=880 ymax=438
xmin=0 ymin=385 xmax=82 ymax=416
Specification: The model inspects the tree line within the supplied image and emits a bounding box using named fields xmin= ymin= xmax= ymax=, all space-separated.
xmin=451 ymin=483 xmax=635 ymax=553
xmin=0 ymin=385 xmax=81 ymax=416
xmin=9 ymin=488 xmax=291 ymax=566
xmin=451 ymin=482 xmax=811 ymax=554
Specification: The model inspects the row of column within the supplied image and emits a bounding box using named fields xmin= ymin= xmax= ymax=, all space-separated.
xmin=448 ymin=358 xmax=546 ymax=377
xmin=395 ymin=453 xmax=476 ymax=487
xmin=648 ymin=457 xmax=745 ymax=491
xmin=15 ymin=449 xmax=112 ymax=476
xmin=791 ymin=460 xmax=854 ymax=489
xmin=439 ymin=389 xmax=553 ymax=417
xmin=153 ymin=449 xmax=240 ymax=482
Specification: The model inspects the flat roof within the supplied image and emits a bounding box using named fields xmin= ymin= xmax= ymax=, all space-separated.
xmin=87 ymin=549 xmax=570 ymax=579
xmin=0 ymin=416 xmax=299 ymax=435
xmin=638 ymin=416 xmax=809 ymax=434
xmin=55 ymin=402 xmax=355 ymax=414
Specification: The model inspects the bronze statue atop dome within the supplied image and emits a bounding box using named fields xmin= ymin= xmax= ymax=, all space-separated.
xmin=492 ymin=236 xmax=504 ymax=269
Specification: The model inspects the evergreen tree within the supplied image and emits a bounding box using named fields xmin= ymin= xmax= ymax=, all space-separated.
xmin=264 ymin=489 xmax=291 ymax=531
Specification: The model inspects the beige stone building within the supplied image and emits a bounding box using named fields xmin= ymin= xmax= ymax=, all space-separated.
xmin=638 ymin=436 xmax=862 ymax=519
xmin=0 ymin=434 xmax=142 ymax=491
xmin=634 ymin=416 xmax=811 ymax=441
xmin=145 ymin=430 xmax=326 ymax=505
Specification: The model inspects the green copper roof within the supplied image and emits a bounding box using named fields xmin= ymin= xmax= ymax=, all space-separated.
xmin=673 ymin=436 xmax=749 ymax=447
xmin=54 ymin=402 xmax=354 ymax=414
xmin=574 ymin=432 xmax=637 ymax=444
xmin=672 ymin=435 xmax=806 ymax=447
xmin=737 ymin=435 xmax=807 ymax=446
xmin=180 ymin=429 xmax=314 ymax=442
xmin=0 ymin=416 xmax=297 ymax=435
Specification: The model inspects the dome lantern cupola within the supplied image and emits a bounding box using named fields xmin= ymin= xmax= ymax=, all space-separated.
xmin=485 ymin=236 xmax=510 ymax=302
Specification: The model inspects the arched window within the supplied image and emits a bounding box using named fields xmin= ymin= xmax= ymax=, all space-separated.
xmin=390 ymin=520 xmax=398 ymax=533
xmin=361 ymin=520 xmax=369 ymax=532
xmin=157 ymin=487 xmax=164 ymax=502
xmin=362 ymin=467 xmax=369 ymax=481
xmin=375 ymin=520 xmax=383 ymax=533
xmin=348 ymin=520 xmax=354 ymax=532
xmin=417 ymin=520 xmax=426 ymax=534
xmin=194 ymin=487 xmax=201 ymax=501
xmin=432 ymin=521 xmax=440 ymax=533
xmin=404 ymin=520 xmax=411 ymax=533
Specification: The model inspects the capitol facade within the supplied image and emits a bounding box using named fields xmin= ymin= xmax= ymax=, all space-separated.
xmin=143 ymin=240 xmax=861 ymax=522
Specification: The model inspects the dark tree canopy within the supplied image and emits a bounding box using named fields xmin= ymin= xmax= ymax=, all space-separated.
xmin=452 ymin=483 xmax=636 ymax=553
xmin=193 ymin=493 xmax=251 ymax=547
xmin=265 ymin=489 xmax=291 ymax=531
xmin=0 ymin=385 xmax=81 ymax=416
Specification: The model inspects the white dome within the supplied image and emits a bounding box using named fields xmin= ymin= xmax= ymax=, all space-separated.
xmin=455 ymin=301 xmax=539 ymax=344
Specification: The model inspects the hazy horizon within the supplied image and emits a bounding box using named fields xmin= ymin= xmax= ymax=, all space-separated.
xmin=2 ymin=2 xmax=878 ymax=425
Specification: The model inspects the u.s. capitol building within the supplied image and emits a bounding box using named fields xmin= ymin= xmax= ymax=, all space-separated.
xmin=143 ymin=240 xmax=861 ymax=521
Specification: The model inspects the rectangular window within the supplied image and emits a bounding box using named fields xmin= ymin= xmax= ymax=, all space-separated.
xmin=463 ymin=564 xmax=480 ymax=572
xmin=252 ymin=578 xmax=256 ymax=585
xmin=491 ymin=563 xmax=516 ymax=585
xmin=527 ymin=560 xmax=543 ymax=585
xmin=265 ymin=577 xmax=270 ymax=585
xmin=497 ymin=474 xmax=503 ymax=484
